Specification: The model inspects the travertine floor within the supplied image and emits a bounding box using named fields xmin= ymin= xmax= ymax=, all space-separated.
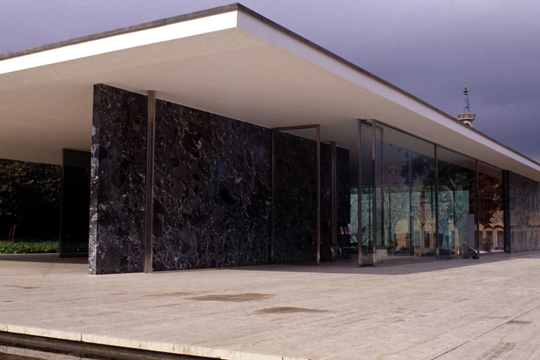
xmin=1 ymin=253 xmax=540 ymax=359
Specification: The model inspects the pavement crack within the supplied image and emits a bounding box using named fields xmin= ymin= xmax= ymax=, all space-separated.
xmin=430 ymin=303 xmax=540 ymax=359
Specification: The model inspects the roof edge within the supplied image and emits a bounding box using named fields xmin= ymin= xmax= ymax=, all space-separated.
xmin=236 ymin=5 xmax=540 ymax=167
xmin=2 ymin=2 xmax=538 ymax=168
xmin=0 ymin=3 xmax=243 ymax=61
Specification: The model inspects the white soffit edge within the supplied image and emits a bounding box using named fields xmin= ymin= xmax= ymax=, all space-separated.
xmin=234 ymin=9 xmax=540 ymax=180
xmin=0 ymin=12 xmax=239 ymax=75
xmin=0 ymin=4 xmax=539 ymax=182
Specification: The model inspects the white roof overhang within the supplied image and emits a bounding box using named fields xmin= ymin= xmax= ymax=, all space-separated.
xmin=1 ymin=4 xmax=539 ymax=181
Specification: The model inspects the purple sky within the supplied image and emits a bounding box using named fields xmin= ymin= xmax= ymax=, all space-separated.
xmin=2 ymin=0 xmax=540 ymax=161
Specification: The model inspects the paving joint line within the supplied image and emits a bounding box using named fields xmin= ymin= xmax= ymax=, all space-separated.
xmin=430 ymin=303 xmax=540 ymax=359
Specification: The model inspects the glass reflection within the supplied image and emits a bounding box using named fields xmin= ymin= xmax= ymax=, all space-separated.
xmin=357 ymin=121 xmax=508 ymax=263
xmin=508 ymin=172 xmax=540 ymax=252
xmin=374 ymin=124 xmax=435 ymax=263
xmin=477 ymin=162 xmax=504 ymax=252
xmin=437 ymin=147 xmax=476 ymax=257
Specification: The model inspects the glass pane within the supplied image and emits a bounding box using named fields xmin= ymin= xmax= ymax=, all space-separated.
xmin=437 ymin=147 xmax=477 ymax=257
xmin=508 ymin=172 xmax=540 ymax=252
xmin=478 ymin=162 xmax=504 ymax=252
xmin=411 ymin=146 xmax=436 ymax=258
xmin=374 ymin=124 xmax=435 ymax=264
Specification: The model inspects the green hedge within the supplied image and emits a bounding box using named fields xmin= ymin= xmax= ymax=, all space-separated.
xmin=0 ymin=241 xmax=59 ymax=254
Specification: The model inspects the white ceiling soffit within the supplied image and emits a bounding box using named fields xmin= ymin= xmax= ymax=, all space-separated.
xmin=0 ymin=4 xmax=539 ymax=181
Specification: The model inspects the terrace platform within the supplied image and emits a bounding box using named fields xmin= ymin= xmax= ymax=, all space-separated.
xmin=2 ymin=253 xmax=540 ymax=359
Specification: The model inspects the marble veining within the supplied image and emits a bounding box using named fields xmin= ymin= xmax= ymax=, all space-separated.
xmin=273 ymin=132 xmax=350 ymax=263
xmin=152 ymin=99 xmax=272 ymax=270
xmin=89 ymin=84 xmax=147 ymax=274
xmin=90 ymin=84 xmax=350 ymax=274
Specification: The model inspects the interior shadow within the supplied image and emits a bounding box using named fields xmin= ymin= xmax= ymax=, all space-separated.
xmin=226 ymin=252 xmax=536 ymax=276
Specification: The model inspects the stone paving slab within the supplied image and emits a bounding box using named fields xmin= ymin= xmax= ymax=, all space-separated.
xmin=1 ymin=254 xmax=540 ymax=359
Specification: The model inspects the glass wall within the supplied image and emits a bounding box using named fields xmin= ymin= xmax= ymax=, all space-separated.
xmin=372 ymin=123 xmax=436 ymax=264
xmin=437 ymin=147 xmax=476 ymax=258
xmin=477 ymin=162 xmax=504 ymax=252
xmin=356 ymin=120 xmax=509 ymax=265
xmin=508 ymin=172 xmax=540 ymax=252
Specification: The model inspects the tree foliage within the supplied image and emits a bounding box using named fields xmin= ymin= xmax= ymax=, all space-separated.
xmin=0 ymin=159 xmax=61 ymax=241
xmin=472 ymin=173 xmax=504 ymax=228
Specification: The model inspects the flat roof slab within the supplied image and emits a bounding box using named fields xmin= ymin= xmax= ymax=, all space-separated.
xmin=1 ymin=4 xmax=539 ymax=181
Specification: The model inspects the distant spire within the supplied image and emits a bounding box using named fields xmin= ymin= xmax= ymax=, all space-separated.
xmin=463 ymin=88 xmax=470 ymax=113
xmin=458 ymin=87 xmax=475 ymax=127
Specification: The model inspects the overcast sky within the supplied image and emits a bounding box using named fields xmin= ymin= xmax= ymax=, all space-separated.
xmin=2 ymin=0 xmax=540 ymax=161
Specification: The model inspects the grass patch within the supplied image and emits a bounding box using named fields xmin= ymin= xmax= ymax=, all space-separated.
xmin=0 ymin=240 xmax=59 ymax=254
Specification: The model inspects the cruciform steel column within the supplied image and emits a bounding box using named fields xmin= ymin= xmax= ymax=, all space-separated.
xmin=372 ymin=119 xmax=378 ymax=267
xmin=434 ymin=146 xmax=439 ymax=259
xmin=330 ymin=141 xmax=337 ymax=261
xmin=475 ymin=160 xmax=480 ymax=257
xmin=316 ymin=125 xmax=321 ymax=265
xmin=144 ymin=90 xmax=156 ymax=274
xmin=271 ymin=130 xmax=275 ymax=264
xmin=357 ymin=120 xmax=363 ymax=267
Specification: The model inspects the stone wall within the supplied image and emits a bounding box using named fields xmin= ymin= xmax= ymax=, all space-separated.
xmin=90 ymin=84 xmax=350 ymax=273
xmin=89 ymin=85 xmax=147 ymax=274
xmin=273 ymin=132 xmax=350 ymax=263
xmin=273 ymin=132 xmax=318 ymax=263
xmin=152 ymin=98 xmax=272 ymax=270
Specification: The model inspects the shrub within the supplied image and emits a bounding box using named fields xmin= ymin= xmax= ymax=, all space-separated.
xmin=0 ymin=240 xmax=59 ymax=254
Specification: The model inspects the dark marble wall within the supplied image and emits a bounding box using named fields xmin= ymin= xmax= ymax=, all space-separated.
xmin=273 ymin=132 xmax=350 ymax=263
xmin=60 ymin=149 xmax=91 ymax=255
xmin=273 ymin=132 xmax=317 ymax=263
xmin=508 ymin=171 xmax=540 ymax=252
xmin=91 ymin=84 xmax=350 ymax=273
xmin=152 ymin=99 xmax=272 ymax=270
xmin=89 ymin=84 xmax=147 ymax=274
